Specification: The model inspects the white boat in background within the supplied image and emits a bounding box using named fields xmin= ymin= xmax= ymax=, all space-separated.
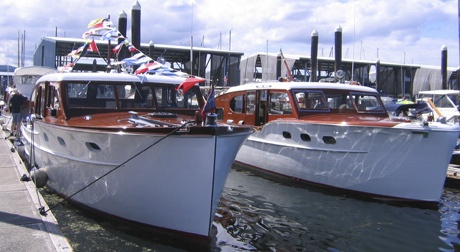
xmin=215 ymin=81 xmax=460 ymax=203
xmin=416 ymin=90 xmax=460 ymax=163
xmin=13 ymin=66 xmax=58 ymax=99
xmin=416 ymin=90 xmax=460 ymax=123
xmin=0 ymin=100 xmax=9 ymax=131
xmin=0 ymin=66 xmax=59 ymax=132
xmin=20 ymin=72 xmax=252 ymax=245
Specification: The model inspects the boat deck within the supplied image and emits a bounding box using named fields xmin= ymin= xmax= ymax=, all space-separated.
xmin=0 ymin=130 xmax=72 ymax=252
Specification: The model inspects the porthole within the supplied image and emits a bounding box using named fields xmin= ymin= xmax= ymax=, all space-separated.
xmin=43 ymin=133 xmax=49 ymax=142
xmin=300 ymin=133 xmax=311 ymax=142
xmin=322 ymin=136 xmax=336 ymax=144
xmin=57 ymin=137 xmax=66 ymax=147
xmin=282 ymin=131 xmax=291 ymax=139
xmin=85 ymin=142 xmax=101 ymax=151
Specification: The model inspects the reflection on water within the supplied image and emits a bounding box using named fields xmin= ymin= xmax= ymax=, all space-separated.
xmin=41 ymin=188 xmax=187 ymax=252
xmin=42 ymin=168 xmax=460 ymax=251
xmin=216 ymin=168 xmax=459 ymax=251
xmin=439 ymin=188 xmax=460 ymax=251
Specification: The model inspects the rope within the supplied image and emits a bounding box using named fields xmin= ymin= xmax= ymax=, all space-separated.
xmin=24 ymin=119 xmax=47 ymax=215
xmin=44 ymin=121 xmax=194 ymax=213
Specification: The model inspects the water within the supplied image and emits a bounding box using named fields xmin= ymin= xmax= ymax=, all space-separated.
xmin=41 ymin=167 xmax=460 ymax=252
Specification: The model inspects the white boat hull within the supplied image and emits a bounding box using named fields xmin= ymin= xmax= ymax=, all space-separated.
xmin=21 ymin=121 xmax=249 ymax=240
xmin=1 ymin=113 xmax=12 ymax=131
xmin=236 ymin=121 xmax=458 ymax=202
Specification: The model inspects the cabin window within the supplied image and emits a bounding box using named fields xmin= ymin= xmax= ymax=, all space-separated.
xmin=431 ymin=95 xmax=455 ymax=108
xmin=324 ymin=94 xmax=353 ymax=111
xmin=39 ymin=85 xmax=46 ymax=117
xmin=47 ymin=86 xmax=59 ymax=108
xmin=120 ymin=85 xmax=156 ymax=109
xmin=269 ymin=92 xmax=292 ymax=114
xmin=295 ymin=91 xmax=327 ymax=110
xmin=230 ymin=94 xmax=245 ymax=113
xmin=155 ymin=86 xmax=199 ymax=109
xmin=46 ymin=85 xmax=59 ymax=117
xmin=179 ymin=91 xmax=199 ymax=109
xmin=247 ymin=92 xmax=255 ymax=114
xmin=95 ymin=84 xmax=115 ymax=99
xmin=350 ymin=93 xmax=384 ymax=112
xmin=66 ymin=83 xmax=116 ymax=109
xmin=32 ymin=85 xmax=43 ymax=116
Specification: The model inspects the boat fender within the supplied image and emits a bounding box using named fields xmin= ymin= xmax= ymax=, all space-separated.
xmin=30 ymin=168 xmax=48 ymax=188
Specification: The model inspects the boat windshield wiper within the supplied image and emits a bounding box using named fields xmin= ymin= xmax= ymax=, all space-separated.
xmin=77 ymin=81 xmax=92 ymax=97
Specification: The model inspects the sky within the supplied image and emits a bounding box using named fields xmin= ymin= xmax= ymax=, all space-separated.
xmin=0 ymin=0 xmax=458 ymax=69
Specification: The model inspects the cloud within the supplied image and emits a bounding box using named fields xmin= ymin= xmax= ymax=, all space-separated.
xmin=0 ymin=0 xmax=457 ymax=68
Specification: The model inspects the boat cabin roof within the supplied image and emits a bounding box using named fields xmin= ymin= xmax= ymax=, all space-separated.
xmin=36 ymin=72 xmax=186 ymax=85
xmin=14 ymin=66 xmax=58 ymax=76
xmin=418 ymin=90 xmax=460 ymax=96
xmin=225 ymin=81 xmax=379 ymax=93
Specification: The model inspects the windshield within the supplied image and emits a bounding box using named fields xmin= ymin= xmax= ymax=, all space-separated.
xmin=292 ymin=89 xmax=385 ymax=113
xmin=66 ymin=82 xmax=200 ymax=110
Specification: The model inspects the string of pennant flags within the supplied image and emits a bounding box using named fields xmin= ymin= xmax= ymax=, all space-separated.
xmin=60 ymin=18 xmax=188 ymax=77
xmin=60 ymin=17 xmax=215 ymax=118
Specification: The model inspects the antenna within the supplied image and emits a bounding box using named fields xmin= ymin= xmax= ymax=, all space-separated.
xmin=351 ymin=0 xmax=356 ymax=82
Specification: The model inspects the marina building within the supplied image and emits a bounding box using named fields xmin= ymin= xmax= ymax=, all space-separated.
xmin=32 ymin=36 xmax=459 ymax=99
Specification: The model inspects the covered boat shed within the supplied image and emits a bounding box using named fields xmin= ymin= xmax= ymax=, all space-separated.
xmin=33 ymin=37 xmax=243 ymax=87
xmin=0 ymin=65 xmax=15 ymax=98
xmin=240 ymin=53 xmax=459 ymax=98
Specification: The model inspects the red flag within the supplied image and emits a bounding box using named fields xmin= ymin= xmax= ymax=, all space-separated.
xmin=128 ymin=45 xmax=137 ymax=52
xmin=176 ymin=76 xmax=205 ymax=94
xmin=58 ymin=62 xmax=75 ymax=73
xmin=112 ymin=42 xmax=123 ymax=54
xmin=67 ymin=43 xmax=86 ymax=58
xmin=87 ymin=39 xmax=99 ymax=53
xmin=135 ymin=61 xmax=162 ymax=74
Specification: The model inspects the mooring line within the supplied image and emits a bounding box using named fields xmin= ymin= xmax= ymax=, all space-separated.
xmin=25 ymin=120 xmax=47 ymax=215
xmin=44 ymin=121 xmax=194 ymax=214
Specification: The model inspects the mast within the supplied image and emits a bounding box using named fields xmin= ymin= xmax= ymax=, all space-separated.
xmin=190 ymin=1 xmax=194 ymax=75
xmin=280 ymin=48 xmax=294 ymax=81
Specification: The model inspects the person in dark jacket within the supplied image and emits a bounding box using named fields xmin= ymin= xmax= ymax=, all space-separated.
xmin=8 ymin=89 xmax=27 ymax=133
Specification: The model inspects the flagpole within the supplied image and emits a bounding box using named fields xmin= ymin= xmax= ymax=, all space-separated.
xmin=190 ymin=36 xmax=193 ymax=75
xmin=190 ymin=1 xmax=194 ymax=76
xmin=107 ymin=40 xmax=111 ymax=71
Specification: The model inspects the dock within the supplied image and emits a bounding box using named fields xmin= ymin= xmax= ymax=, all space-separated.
xmin=0 ymin=130 xmax=72 ymax=252
xmin=446 ymin=164 xmax=460 ymax=187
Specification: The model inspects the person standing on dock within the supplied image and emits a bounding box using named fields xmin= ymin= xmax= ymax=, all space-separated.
xmin=7 ymin=89 xmax=27 ymax=134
